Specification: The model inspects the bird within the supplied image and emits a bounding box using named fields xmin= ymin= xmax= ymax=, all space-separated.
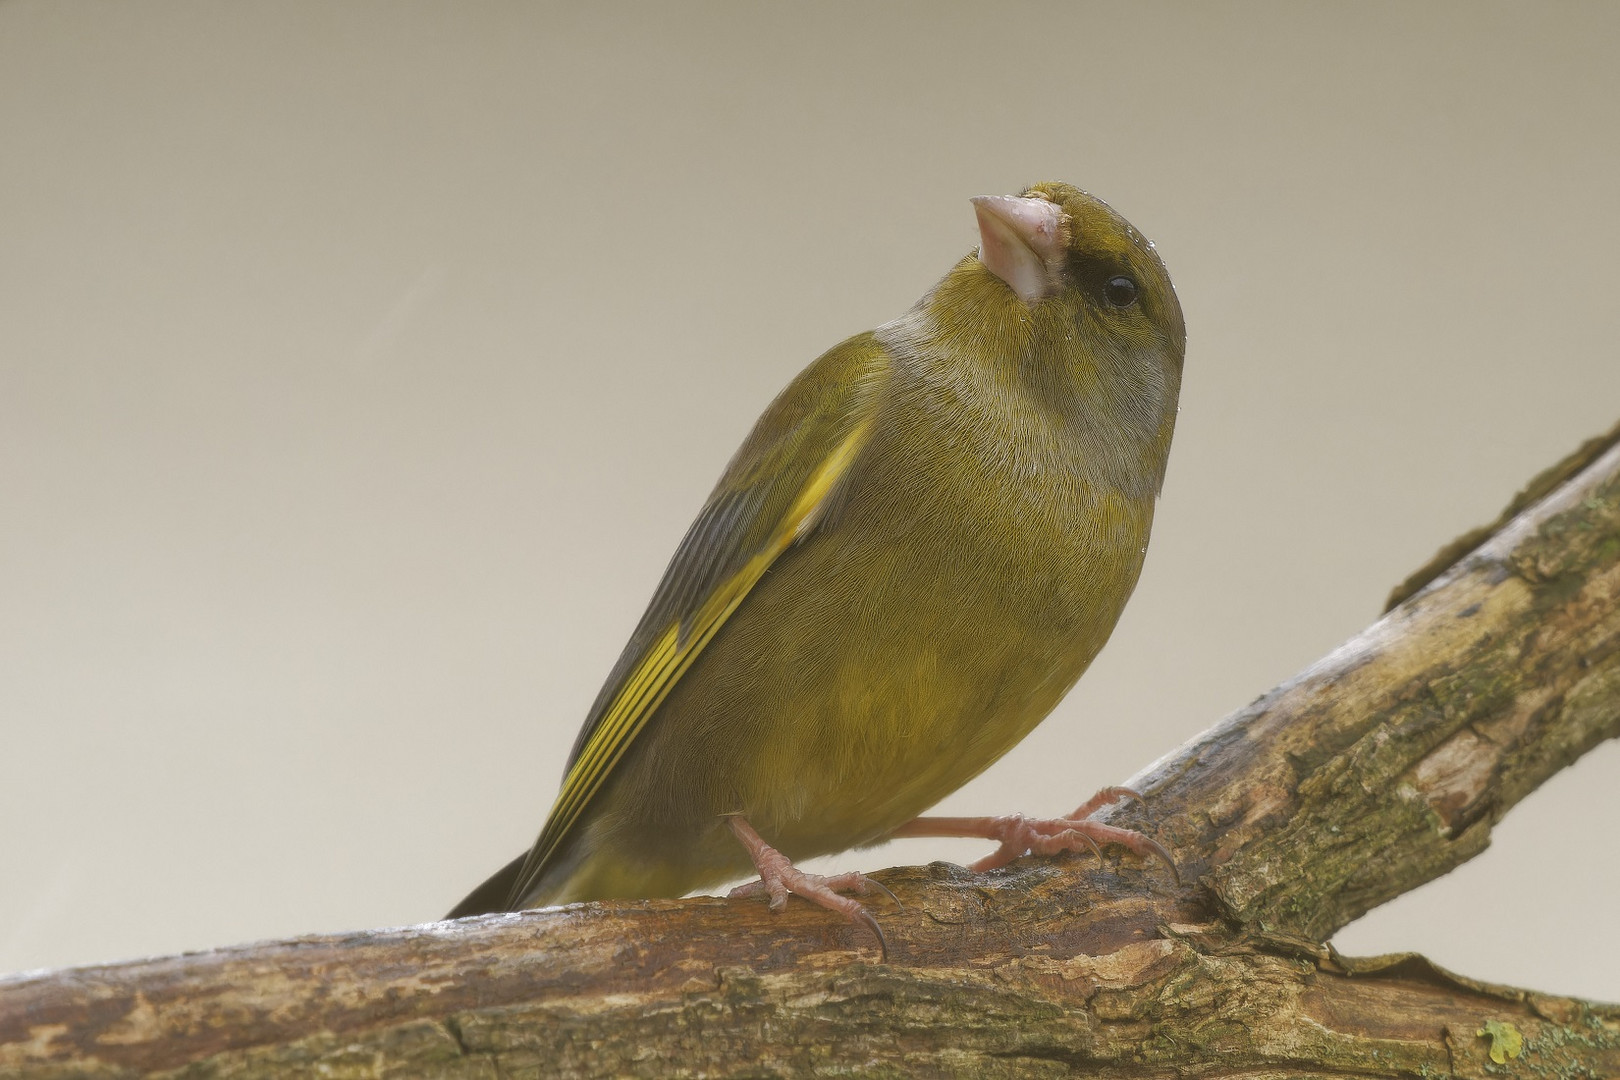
xmin=448 ymin=182 xmax=1185 ymax=953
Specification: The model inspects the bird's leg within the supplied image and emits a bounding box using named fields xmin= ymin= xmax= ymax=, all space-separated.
xmin=892 ymin=786 xmax=1178 ymax=880
xmin=724 ymin=814 xmax=896 ymax=958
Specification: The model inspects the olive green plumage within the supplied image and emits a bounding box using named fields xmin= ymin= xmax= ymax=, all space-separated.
xmin=449 ymin=182 xmax=1184 ymax=919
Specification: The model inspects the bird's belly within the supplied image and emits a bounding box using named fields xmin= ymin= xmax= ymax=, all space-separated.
xmin=593 ymin=487 xmax=1151 ymax=890
xmin=732 ymin=545 xmax=1111 ymax=853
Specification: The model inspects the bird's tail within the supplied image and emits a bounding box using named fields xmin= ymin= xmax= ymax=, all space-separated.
xmin=444 ymin=852 xmax=527 ymax=919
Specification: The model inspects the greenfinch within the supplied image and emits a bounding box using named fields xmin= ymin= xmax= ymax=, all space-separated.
xmin=449 ymin=182 xmax=1185 ymax=950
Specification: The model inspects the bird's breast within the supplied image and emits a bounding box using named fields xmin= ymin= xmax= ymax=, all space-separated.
xmin=717 ymin=386 xmax=1155 ymax=849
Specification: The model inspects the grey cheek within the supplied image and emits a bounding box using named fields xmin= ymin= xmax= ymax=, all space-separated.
xmin=1112 ymin=347 xmax=1169 ymax=438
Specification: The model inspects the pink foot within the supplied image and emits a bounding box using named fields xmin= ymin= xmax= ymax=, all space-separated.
xmin=894 ymin=786 xmax=1178 ymax=880
xmin=725 ymin=816 xmax=896 ymax=959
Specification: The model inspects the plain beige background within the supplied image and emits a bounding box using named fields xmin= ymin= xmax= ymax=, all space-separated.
xmin=3 ymin=2 xmax=1617 ymax=1000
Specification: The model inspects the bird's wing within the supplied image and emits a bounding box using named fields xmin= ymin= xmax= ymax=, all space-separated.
xmin=505 ymin=332 xmax=891 ymax=908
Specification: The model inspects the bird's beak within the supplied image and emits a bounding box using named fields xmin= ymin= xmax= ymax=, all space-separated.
xmin=972 ymin=194 xmax=1068 ymax=303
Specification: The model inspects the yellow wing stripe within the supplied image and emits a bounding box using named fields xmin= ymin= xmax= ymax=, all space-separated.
xmin=525 ymin=420 xmax=873 ymax=880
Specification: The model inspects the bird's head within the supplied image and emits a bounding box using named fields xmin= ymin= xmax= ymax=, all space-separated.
xmin=892 ymin=182 xmax=1185 ymax=494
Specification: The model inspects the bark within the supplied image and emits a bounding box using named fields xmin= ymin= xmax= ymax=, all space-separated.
xmin=4 ymin=422 xmax=1619 ymax=1079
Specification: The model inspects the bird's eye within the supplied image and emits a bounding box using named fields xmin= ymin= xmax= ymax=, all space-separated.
xmin=1103 ymin=275 xmax=1139 ymax=307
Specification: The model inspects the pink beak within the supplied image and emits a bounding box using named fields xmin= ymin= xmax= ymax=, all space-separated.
xmin=972 ymin=194 xmax=1068 ymax=303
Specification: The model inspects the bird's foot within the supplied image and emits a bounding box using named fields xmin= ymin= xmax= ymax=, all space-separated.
xmin=724 ymin=815 xmax=896 ymax=959
xmin=894 ymin=785 xmax=1178 ymax=880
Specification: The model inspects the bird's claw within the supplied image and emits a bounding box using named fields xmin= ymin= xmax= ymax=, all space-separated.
xmin=726 ymin=816 xmax=897 ymax=959
xmin=970 ymin=809 xmax=1178 ymax=883
xmin=1069 ymin=785 xmax=1145 ymax=819
xmin=728 ymin=866 xmax=895 ymax=959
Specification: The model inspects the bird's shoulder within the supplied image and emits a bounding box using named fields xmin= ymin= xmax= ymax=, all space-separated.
xmin=595 ymin=330 xmax=893 ymax=690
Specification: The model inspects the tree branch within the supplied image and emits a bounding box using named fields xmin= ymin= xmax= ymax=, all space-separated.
xmin=1120 ymin=417 xmax=1620 ymax=943
xmin=4 ymin=423 xmax=1619 ymax=1079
